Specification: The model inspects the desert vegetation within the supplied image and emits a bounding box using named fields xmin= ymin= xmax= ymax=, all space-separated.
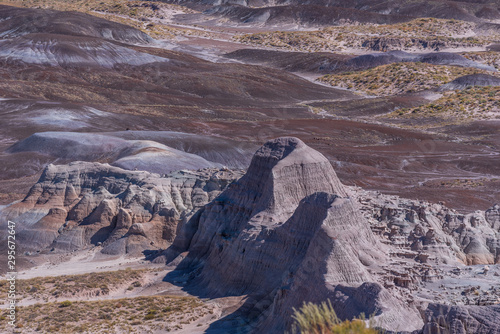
xmin=0 ymin=295 xmax=213 ymax=333
xmin=235 ymin=18 xmax=496 ymax=52
xmin=0 ymin=268 xmax=152 ymax=301
xmin=392 ymin=86 xmax=500 ymax=120
xmin=318 ymin=62 xmax=495 ymax=96
xmin=290 ymin=300 xmax=378 ymax=334
xmin=423 ymin=177 xmax=499 ymax=189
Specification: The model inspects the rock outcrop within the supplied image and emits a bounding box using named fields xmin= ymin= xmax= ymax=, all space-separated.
xmin=1 ymin=162 xmax=243 ymax=255
xmin=355 ymin=189 xmax=500 ymax=266
xmin=161 ymin=137 xmax=500 ymax=333
xmin=422 ymin=304 xmax=500 ymax=334
xmin=165 ymin=137 xmax=423 ymax=332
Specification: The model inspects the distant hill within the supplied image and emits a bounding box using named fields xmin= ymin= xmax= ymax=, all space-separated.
xmin=162 ymin=0 xmax=500 ymax=26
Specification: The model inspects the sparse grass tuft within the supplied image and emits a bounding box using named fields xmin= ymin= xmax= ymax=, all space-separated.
xmin=0 ymin=269 xmax=148 ymax=301
xmin=0 ymin=295 xmax=211 ymax=333
xmin=291 ymin=300 xmax=379 ymax=334
xmin=59 ymin=300 xmax=72 ymax=308
xmin=462 ymin=52 xmax=500 ymax=70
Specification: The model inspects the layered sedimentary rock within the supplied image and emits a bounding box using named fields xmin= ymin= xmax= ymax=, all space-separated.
xmin=224 ymin=49 xmax=493 ymax=75
xmin=1 ymin=162 xmax=242 ymax=255
xmin=0 ymin=34 xmax=166 ymax=68
xmin=165 ymin=137 xmax=423 ymax=332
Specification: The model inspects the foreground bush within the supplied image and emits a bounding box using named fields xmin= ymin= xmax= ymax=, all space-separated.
xmin=291 ymin=300 xmax=379 ymax=334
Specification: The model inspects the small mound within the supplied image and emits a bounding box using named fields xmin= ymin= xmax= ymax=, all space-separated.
xmin=439 ymin=74 xmax=500 ymax=91
xmin=318 ymin=62 xmax=496 ymax=96
xmin=103 ymin=130 xmax=258 ymax=169
xmin=224 ymin=49 xmax=353 ymax=74
xmin=0 ymin=33 xmax=166 ymax=68
xmin=8 ymin=132 xmax=221 ymax=173
xmin=0 ymin=5 xmax=152 ymax=44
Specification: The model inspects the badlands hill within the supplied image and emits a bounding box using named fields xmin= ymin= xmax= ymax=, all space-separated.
xmin=225 ymin=49 xmax=494 ymax=74
xmin=1 ymin=137 xmax=499 ymax=332
xmin=160 ymin=137 xmax=500 ymax=333
xmin=0 ymin=1 xmax=498 ymax=333
xmin=0 ymin=4 xmax=153 ymax=43
xmin=166 ymin=0 xmax=500 ymax=26
xmin=0 ymin=5 xmax=352 ymax=106
xmin=0 ymin=4 xmax=498 ymax=213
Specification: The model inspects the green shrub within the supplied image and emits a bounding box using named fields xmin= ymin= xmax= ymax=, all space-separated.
xmin=59 ymin=300 xmax=72 ymax=308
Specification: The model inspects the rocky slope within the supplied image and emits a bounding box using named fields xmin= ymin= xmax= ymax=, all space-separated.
xmin=423 ymin=304 xmax=500 ymax=333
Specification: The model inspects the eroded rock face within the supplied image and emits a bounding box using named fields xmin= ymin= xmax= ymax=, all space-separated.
xmin=165 ymin=137 xmax=423 ymax=332
xmin=1 ymin=162 xmax=243 ymax=255
xmin=423 ymin=304 xmax=500 ymax=334
xmin=355 ymin=190 xmax=500 ymax=266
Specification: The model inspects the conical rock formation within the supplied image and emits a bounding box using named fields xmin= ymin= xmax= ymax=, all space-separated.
xmin=166 ymin=137 xmax=423 ymax=332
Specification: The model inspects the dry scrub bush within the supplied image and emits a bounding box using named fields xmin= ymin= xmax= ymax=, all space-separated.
xmin=290 ymin=300 xmax=379 ymax=334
